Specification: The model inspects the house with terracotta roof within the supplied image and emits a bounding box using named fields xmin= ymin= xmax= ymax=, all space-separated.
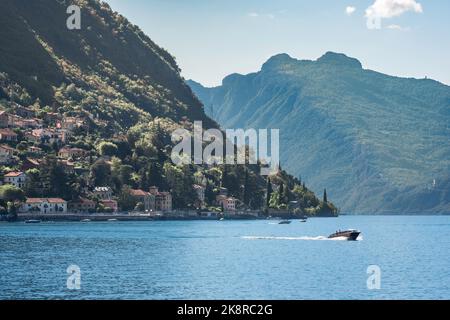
xmin=129 ymin=189 xmax=155 ymax=212
xmin=58 ymin=147 xmax=86 ymax=159
xmin=60 ymin=117 xmax=85 ymax=131
xmin=20 ymin=158 xmax=40 ymax=171
xmin=0 ymin=128 xmax=17 ymax=142
xmin=29 ymin=128 xmax=66 ymax=145
xmin=69 ymin=198 xmax=96 ymax=213
xmin=216 ymin=195 xmax=237 ymax=212
xmin=100 ymin=199 xmax=118 ymax=213
xmin=149 ymin=186 xmax=172 ymax=212
xmin=4 ymin=171 xmax=27 ymax=188
xmin=20 ymin=198 xmax=67 ymax=214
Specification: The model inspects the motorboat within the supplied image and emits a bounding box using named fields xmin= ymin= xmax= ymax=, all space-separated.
xmin=328 ymin=229 xmax=361 ymax=241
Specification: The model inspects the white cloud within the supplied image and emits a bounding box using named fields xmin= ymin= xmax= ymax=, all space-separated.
xmin=248 ymin=12 xmax=276 ymax=20
xmin=346 ymin=6 xmax=356 ymax=16
xmin=365 ymin=0 xmax=423 ymax=20
xmin=387 ymin=24 xmax=410 ymax=31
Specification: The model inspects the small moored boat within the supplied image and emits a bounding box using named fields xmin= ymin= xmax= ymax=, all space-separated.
xmin=278 ymin=220 xmax=292 ymax=225
xmin=107 ymin=218 xmax=118 ymax=222
xmin=81 ymin=219 xmax=91 ymax=222
xmin=328 ymin=229 xmax=361 ymax=241
xmin=25 ymin=219 xmax=41 ymax=224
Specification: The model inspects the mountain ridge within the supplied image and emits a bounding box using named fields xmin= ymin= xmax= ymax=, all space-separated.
xmin=188 ymin=52 xmax=450 ymax=214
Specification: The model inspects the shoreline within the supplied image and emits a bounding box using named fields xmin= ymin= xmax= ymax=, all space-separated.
xmin=1 ymin=212 xmax=336 ymax=222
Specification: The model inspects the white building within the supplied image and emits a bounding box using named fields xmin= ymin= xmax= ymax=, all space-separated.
xmin=93 ymin=186 xmax=113 ymax=200
xmin=4 ymin=171 xmax=27 ymax=189
xmin=20 ymin=198 xmax=68 ymax=214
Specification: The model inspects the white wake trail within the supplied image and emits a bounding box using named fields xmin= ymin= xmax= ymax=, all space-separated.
xmin=242 ymin=236 xmax=350 ymax=241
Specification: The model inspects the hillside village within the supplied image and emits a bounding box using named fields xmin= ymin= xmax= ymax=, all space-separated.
xmin=0 ymin=0 xmax=337 ymax=221
xmin=0 ymin=102 xmax=336 ymax=220
xmin=0 ymin=103 xmax=236 ymax=216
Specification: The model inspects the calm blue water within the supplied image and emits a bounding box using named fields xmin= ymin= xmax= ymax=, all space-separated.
xmin=0 ymin=216 xmax=449 ymax=300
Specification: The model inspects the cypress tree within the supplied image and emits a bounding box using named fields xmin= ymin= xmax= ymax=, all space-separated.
xmin=266 ymin=178 xmax=273 ymax=208
xmin=323 ymin=188 xmax=328 ymax=203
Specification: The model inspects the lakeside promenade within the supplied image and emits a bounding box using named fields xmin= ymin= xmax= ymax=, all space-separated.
xmin=13 ymin=211 xmax=264 ymax=222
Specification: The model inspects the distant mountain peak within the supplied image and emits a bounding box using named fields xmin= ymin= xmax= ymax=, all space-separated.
xmin=317 ymin=52 xmax=362 ymax=69
xmin=261 ymin=53 xmax=297 ymax=70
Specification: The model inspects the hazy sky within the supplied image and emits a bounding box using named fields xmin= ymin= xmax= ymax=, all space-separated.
xmin=104 ymin=0 xmax=450 ymax=87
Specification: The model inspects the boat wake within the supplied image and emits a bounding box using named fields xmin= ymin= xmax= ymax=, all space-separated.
xmin=242 ymin=236 xmax=353 ymax=241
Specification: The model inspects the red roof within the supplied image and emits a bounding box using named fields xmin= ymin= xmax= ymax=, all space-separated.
xmin=0 ymin=144 xmax=15 ymax=151
xmin=0 ymin=129 xmax=17 ymax=136
xmin=72 ymin=198 xmax=95 ymax=205
xmin=26 ymin=198 xmax=66 ymax=204
xmin=130 ymin=189 xmax=149 ymax=196
xmin=5 ymin=171 xmax=25 ymax=177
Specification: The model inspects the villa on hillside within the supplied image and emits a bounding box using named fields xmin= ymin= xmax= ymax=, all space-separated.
xmin=58 ymin=147 xmax=86 ymax=159
xmin=4 ymin=171 xmax=27 ymax=189
xmin=93 ymin=186 xmax=113 ymax=200
xmin=129 ymin=189 xmax=155 ymax=212
xmin=0 ymin=128 xmax=18 ymax=142
xmin=216 ymin=195 xmax=237 ymax=212
xmin=149 ymin=186 xmax=172 ymax=212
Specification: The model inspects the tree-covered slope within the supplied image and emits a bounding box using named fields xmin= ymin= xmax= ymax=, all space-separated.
xmin=0 ymin=0 xmax=215 ymax=131
xmin=188 ymin=52 xmax=450 ymax=214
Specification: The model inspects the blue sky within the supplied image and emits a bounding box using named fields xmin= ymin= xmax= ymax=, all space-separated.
xmin=104 ymin=0 xmax=450 ymax=87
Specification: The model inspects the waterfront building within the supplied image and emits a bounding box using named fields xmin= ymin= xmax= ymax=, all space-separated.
xmin=20 ymin=198 xmax=67 ymax=214
xmin=129 ymin=189 xmax=155 ymax=212
xmin=149 ymin=186 xmax=172 ymax=212
xmin=69 ymin=198 xmax=96 ymax=213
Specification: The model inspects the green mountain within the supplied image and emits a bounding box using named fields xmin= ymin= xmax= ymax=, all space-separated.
xmin=188 ymin=52 xmax=450 ymax=214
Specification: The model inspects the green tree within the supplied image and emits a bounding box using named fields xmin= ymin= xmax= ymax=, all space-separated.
xmin=266 ymin=178 xmax=273 ymax=208
xmin=278 ymin=183 xmax=284 ymax=205
xmin=24 ymin=168 xmax=41 ymax=197
xmin=0 ymin=185 xmax=26 ymax=203
xmin=204 ymin=180 xmax=215 ymax=205
xmin=323 ymin=188 xmax=328 ymax=203
xmin=118 ymin=185 xmax=137 ymax=211
xmin=98 ymin=141 xmax=118 ymax=157
xmin=40 ymin=157 xmax=71 ymax=199
xmin=90 ymin=159 xmax=111 ymax=187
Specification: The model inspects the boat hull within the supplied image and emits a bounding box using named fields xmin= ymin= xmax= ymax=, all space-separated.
xmin=328 ymin=230 xmax=360 ymax=241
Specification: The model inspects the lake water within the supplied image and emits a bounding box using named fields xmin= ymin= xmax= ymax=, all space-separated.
xmin=0 ymin=216 xmax=449 ymax=300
